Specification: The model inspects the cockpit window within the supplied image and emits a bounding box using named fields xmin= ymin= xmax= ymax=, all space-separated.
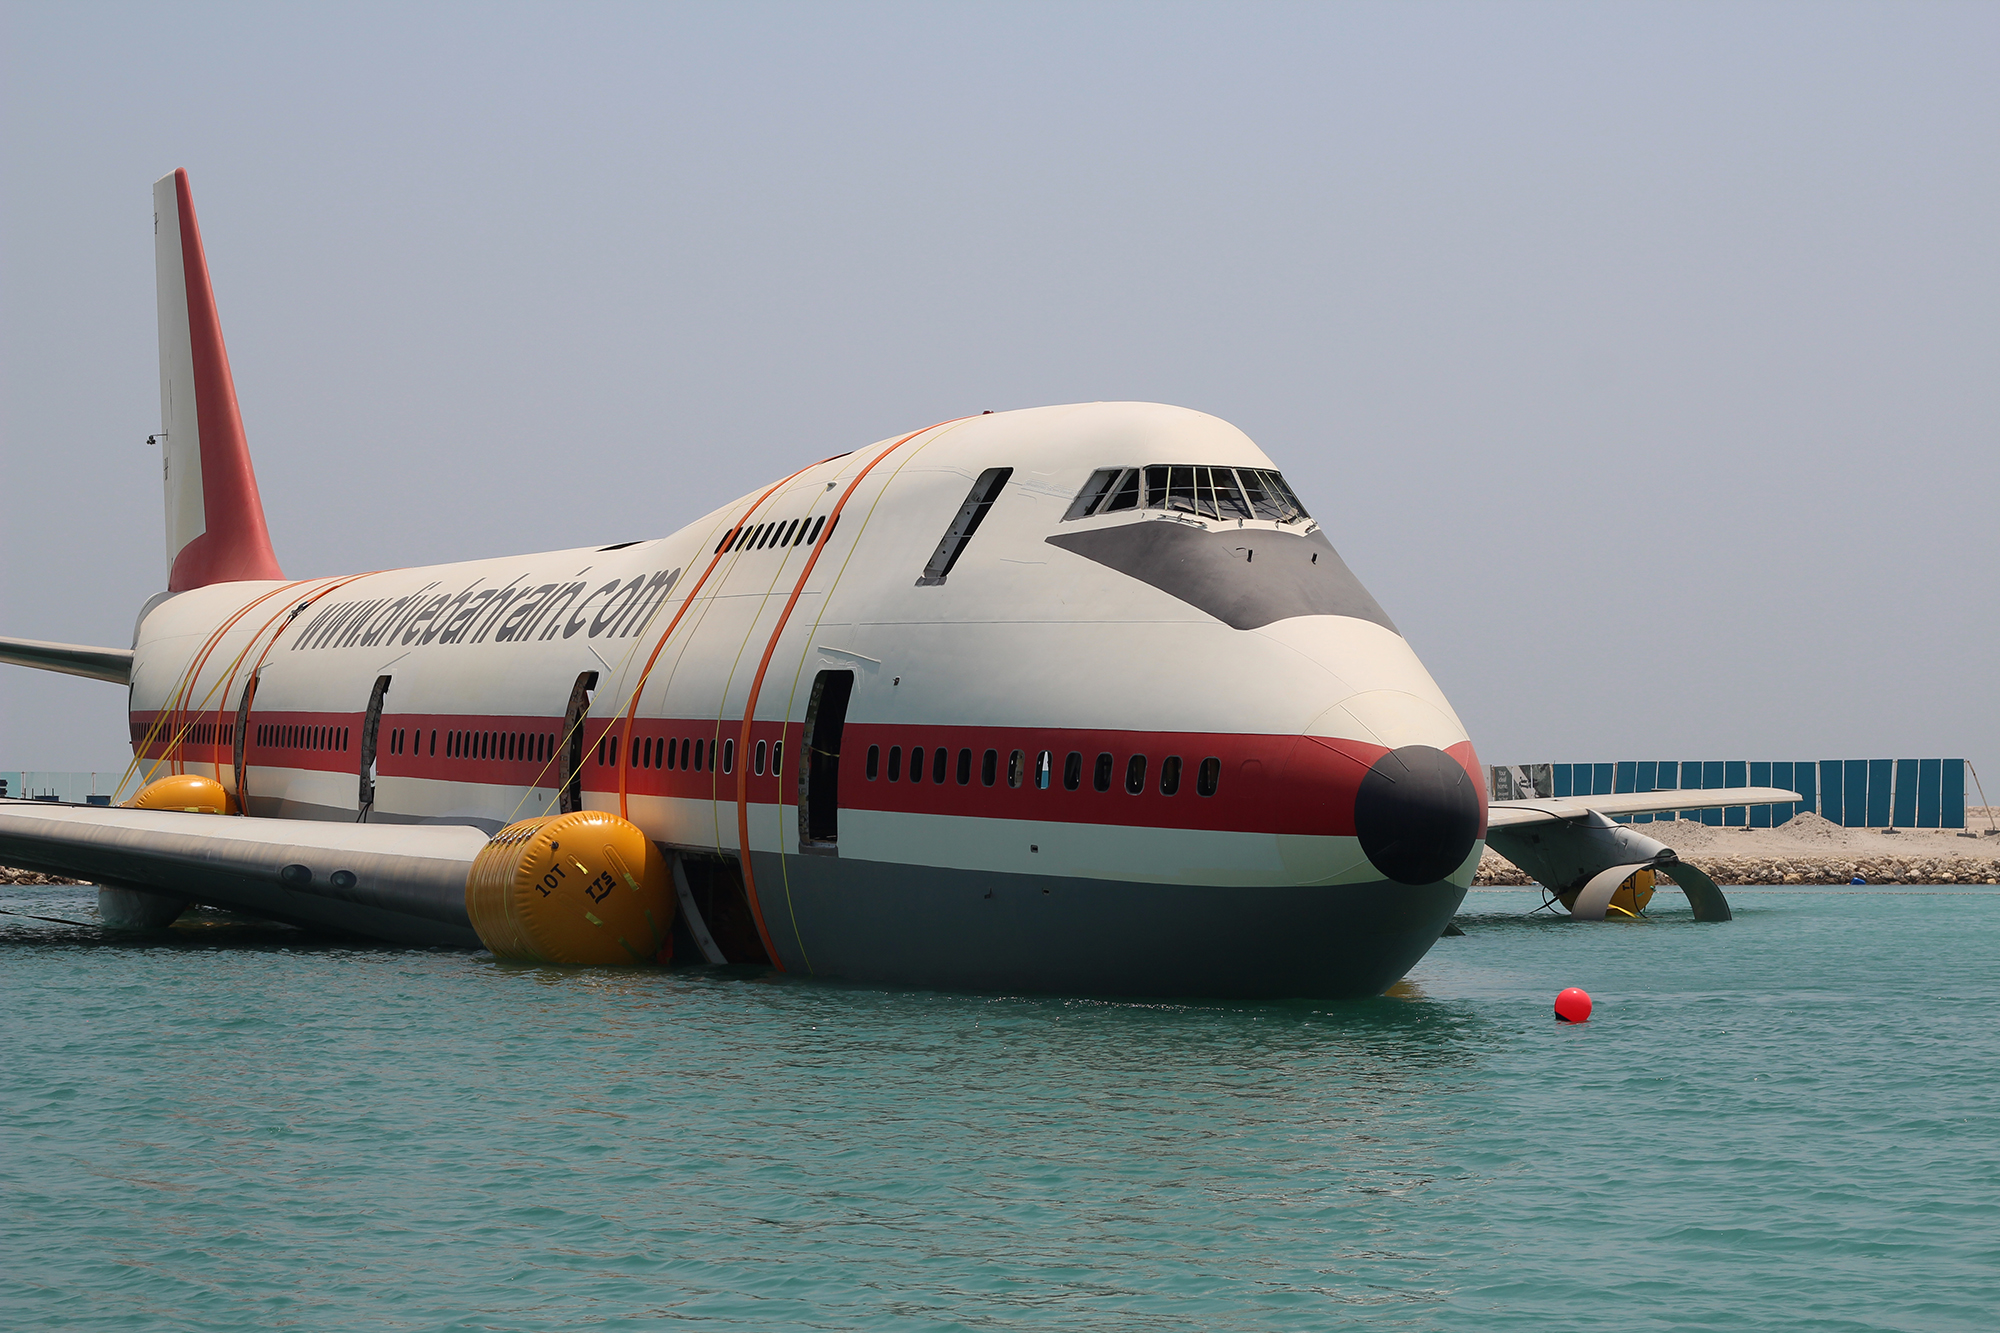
xmin=1063 ymin=465 xmax=1308 ymax=523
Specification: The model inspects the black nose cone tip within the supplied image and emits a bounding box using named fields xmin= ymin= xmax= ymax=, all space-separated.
xmin=1353 ymin=745 xmax=1483 ymax=886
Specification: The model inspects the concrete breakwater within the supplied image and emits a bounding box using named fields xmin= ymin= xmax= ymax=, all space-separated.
xmin=1476 ymin=849 xmax=2000 ymax=887
xmin=2 ymin=866 xmax=86 ymax=886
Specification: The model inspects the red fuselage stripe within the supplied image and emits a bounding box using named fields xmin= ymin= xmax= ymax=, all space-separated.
xmin=129 ymin=709 xmax=1497 ymax=839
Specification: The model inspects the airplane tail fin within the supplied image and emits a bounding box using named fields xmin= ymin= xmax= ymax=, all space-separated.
xmin=153 ymin=168 xmax=283 ymax=592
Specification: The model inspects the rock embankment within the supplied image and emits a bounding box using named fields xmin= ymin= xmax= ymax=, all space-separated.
xmin=1474 ymin=849 xmax=1999 ymax=886
xmin=1 ymin=865 xmax=87 ymax=886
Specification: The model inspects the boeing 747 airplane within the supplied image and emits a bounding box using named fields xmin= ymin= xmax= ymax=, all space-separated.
xmin=0 ymin=171 xmax=1795 ymax=995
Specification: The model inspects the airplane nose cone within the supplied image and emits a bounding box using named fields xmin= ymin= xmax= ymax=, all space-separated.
xmin=1353 ymin=745 xmax=1483 ymax=885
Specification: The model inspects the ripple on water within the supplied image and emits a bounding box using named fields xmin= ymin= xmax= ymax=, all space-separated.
xmin=2 ymin=884 xmax=1997 ymax=1331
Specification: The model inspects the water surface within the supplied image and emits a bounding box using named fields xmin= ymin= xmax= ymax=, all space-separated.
xmin=3 ymin=885 xmax=1995 ymax=1330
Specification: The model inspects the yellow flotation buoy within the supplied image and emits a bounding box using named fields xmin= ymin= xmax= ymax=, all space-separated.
xmin=125 ymin=773 xmax=236 ymax=815
xmin=465 ymin=810 xmax=673 ymax=965
xmin=1558 ymin=867 xmax=1657 ymax=919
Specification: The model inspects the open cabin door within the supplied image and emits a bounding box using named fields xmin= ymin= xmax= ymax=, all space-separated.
xmin=799 ymin=669 xmax=853 ymax=853
xmin=357 ymin=674 xmax=390 ymax=821
xmin=560 ymin=670 xmax=598 ymax=814
xmin=231 ymin=668 xmax=259 ymax=811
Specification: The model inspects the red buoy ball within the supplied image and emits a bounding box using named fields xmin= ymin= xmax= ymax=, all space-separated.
xmin=1554 ymin=987 xmax=1593 ymax=1023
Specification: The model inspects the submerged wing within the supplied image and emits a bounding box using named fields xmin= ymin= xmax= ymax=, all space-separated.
xmin=0 ymin=801 xmax=483 ymax=945
xmin=0 ymin=636 xmax=133 ymax=685
xmin=1487 ymin=787 xmax=1804 ymax=829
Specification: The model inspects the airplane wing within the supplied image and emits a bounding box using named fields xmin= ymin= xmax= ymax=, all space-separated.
xmin=0 ymin=800 xmax=483 ymax=946
xmin=0 ymin=636 xmax=133 ymax=685
xmin=1488 ymin=787 xmax=1804 ymax=828
xmin=1483 ymin=787 xmax=1803 ymax=922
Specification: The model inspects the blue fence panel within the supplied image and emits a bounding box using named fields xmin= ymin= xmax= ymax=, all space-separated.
xmin=1893 ymin=759 xmax=1919 ymax=828
xmin=1821 ymin=760 xmax=1844 ymax=825
xmin=1724 ymin=759 xmax=1748 ymax=826
xmin=1629 ymin=762 xmax=1657 ymax=822
xmin=1944 ymin=759 xmax=1966 ymax=829
xmin=1683 ymin=759 xmax=1708 ymax=821
xmin=1917 ymin=758 xmax=1941 ymax=827
xmin=1843 ymin=760 xmax=1869 ymax=828
xmin=1701 ymin=760 xmax=1725 ymax=826
xmin=1865 ymin=759 xmax=1893 ymax=828
xmin=1750 ymin=761 xmax=1772 ymax=827
xmin=1498 ymin=757 xmax=1961 ymax=829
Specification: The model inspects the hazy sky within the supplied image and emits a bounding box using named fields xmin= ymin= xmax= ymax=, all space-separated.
xmin=3 ymin=2 xmax=1995 ymax=794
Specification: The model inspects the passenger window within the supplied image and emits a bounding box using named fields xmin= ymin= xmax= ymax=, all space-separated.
xmin=1197 ymin=756 xmax=1221 ymax=796
xmin=888 ymin=745 xmax=902 ymax=781
xmin=1062 ymin=468 xmax=1125 ymax=521
xmin=680 ymin=738 xmax=690 ymax=770
xmin=1094 ymin=752 xmax=1113 ymax=792
xmin=722 ymin=739 xmax=734 ymax=774
xmin=1160 ymin=755 xmax=1182 ymax=795
xmin=956 ymin=747 xmax=972 ymax=785
xmin=1125 ymin=754 xmax=1147 ymax=794
xmin=693 ymin=739 xmax=704 ymax=772
xmin=756 ymin=739 xmax=768 ymax=775
xmin=933 ymin=747 xmax=947 ymax=784
xmin=806 ymin=515 xmax=827 ymax=545
xmin=772 ymin=740 xmax=783 ymax=774
xmin=981 ymin=748 xmax=998 ymax=786
xmin=1063 ymin=752 xmax=1082 ymax=791
xmin=1035 ymin=750 xmax=1052 ymax=790
xmin=910 ymin=746 xmax=925 ymax=783
xmin=1007 ymin=749 xmax=1025 ymax=788
xmin=431 ymin=729 xmax=436 ymax=756
xmin=867 ymin=745 xmax=880 ymax=779
xmin=916 ymin=467 xmax=1013 ymax=586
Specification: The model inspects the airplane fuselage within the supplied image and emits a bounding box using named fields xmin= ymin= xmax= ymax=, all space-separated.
xmin=126 ymin=402 xmax=1486 ymax=996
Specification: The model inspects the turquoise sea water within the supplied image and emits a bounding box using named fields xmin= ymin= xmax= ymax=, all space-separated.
xmin=2 ymin=884 xmax=1996 ymax=1331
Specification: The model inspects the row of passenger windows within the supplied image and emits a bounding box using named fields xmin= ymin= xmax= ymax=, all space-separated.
xmin=256 ymin=723 xmax=349 ymax=752
xmin=388 ymin=728 xmax=438 ymax=757
xmin=865 ymin=745 xmax=1222 ymax=797
xmin=446 ymin=730 xmax=553 ymax=763
xmin=712 ymin=513 xmax=832 ymax=556
xmin=1064 ymin=465 xmax=1309 ymax=524
xmin=183 ymin=722 xmax=234 ymax=747
xmin=599 ymin=733 xmax=794 ymax=778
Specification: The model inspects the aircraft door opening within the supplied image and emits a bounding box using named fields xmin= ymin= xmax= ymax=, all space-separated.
xmin=561 ymin=670 xmax=598 ymax=814
xmin=357 ymin=674 xmax=390 ymax=821
xmin=232 ymin=669 xmax=259 ymax=809
xmin=799 ymin=669 xmax=853 ymax=852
